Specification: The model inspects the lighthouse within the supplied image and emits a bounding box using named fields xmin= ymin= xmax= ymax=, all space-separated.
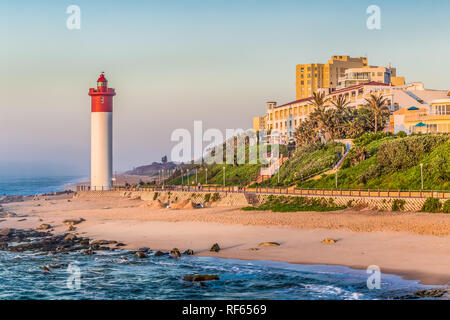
xmin=89 ymin=73 xmax=116 ymax=191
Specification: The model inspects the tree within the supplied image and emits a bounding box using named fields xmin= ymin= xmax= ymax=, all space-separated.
xmin=161 ymin=155 xmax=168 ymax=163
xmin=309 ymin=92 xmax=332 ymax=141
xmin=363 ymin=94 xmax=390 ymax=133
xmin=331 ymin=95 xmax=351 ymax=114
xmin=293 ymin=119 xmax=318 ymax=147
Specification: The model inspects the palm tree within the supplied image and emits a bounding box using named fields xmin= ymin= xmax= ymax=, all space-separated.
xmin=363 ymin=94 xmax=390 ymax=133
xmin=330 ymin=96 xmax=351 ymax=138
xmin=331 ymin=95 xmax=351 ymax=114
xmin=309 ymin=92 xmax=331 ymax=141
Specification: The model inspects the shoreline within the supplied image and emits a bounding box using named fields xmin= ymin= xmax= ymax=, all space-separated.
xmin=1 ymin=194 xmax=450 ymax=286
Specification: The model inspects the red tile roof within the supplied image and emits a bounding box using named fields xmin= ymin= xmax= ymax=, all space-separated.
xmin=275 ymin=97 xmax=314 ymax=109
xmin=274 ymin=82 xmax=390 ymax=109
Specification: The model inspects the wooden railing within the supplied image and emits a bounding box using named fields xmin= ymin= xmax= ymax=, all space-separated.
xmin=76 ymin=185 xmax=450 ymax=199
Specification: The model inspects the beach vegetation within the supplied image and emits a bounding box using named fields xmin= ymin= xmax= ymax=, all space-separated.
xmin=391 ymin=199 xmax=406 ymax=211
xmin=421 ymin=197 xmax=442 ymax=213
xmin=443 ymin=200 xmax=450 ymax=214
xmin=211 ymin=193 xmax=220 ymax=202
xmin=242 ymin=195 xmax=346 ymax=212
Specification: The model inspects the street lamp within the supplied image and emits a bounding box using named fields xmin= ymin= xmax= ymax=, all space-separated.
xmin=223 ymin=166 xmax=226 ymax=187
xmin=205 ymin=168 xmax=208 ymax=185
xmin=181 ymin=170 xmax=184 ymax=187
xmin=420 ymin=163 xmax=424 ymax=190
xmin=277 ymin=168 xmax=280 ymax=185
xmin=335 ymin=170 xmax=338 ymax=189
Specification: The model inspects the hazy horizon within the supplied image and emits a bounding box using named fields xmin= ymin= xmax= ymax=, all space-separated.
xmin=2 ymin=0 xmax=450 ymax=176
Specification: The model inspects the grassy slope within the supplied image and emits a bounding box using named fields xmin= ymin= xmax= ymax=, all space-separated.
xmin=301 ymin=135 xmax=450 ymax=190
xmin=166 ymin=145 xmax=288 ymax=186
xmin=256 ymin=142 xmax=344 ymax=187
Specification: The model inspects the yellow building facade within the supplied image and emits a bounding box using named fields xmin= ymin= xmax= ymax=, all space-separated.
xmin=252 ymin=116 xmax=266 ymax=132
xmin=296 ymin=55 xmax=368 ymax=100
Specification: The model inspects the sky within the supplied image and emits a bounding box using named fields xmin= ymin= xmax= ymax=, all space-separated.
xmin=1 ymin=0 xmax=449 ymax=175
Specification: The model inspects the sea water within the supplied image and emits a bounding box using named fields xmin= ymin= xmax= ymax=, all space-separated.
xmin=0 ymin=175 xmax=84 ymax=196
xmin=0 ymin=250 xmax=437 ymax=300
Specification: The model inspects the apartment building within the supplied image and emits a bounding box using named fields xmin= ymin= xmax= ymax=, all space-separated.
xmin=336 ymin=65 xmax=405 ymax=89
xmin=295 ymin=55 xmax=368 ymax=100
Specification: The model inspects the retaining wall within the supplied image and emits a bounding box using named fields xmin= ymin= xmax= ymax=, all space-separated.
xmin=75 ymin=190 xmax=444 ymax=212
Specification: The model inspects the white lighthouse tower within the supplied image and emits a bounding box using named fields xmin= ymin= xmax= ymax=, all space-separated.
xmin=89 ymin=73 xmax=116 ymax=191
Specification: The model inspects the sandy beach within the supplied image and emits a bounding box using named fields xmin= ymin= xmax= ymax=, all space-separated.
xmin=1 ymin=193 xmax=450 ymax=286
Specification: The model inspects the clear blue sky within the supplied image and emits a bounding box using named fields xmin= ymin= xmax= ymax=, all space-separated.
xmin=1 ymin=0 xmax=449 ymax=174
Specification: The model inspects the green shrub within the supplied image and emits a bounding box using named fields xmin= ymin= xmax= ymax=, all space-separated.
xmin=211 ymin=193 xmax=220 ymax=202
xmin=242 ymin=195 xmax=346 ymax=212
xmin=354 ymin=132 xmax=392 ymax=146
xmin=396 ymin=131 xmax=407 ymax=138
xmin=391 ymin=199 xmax=406 ymax=211
xmin=443 ymin=200 xmax=450 ymax=214
xmin=204 ymin=193 xmax=211 ymax=202
xmin=376 ymin=135 xmax=448 ymax=176
xmin=421 ymin=197 xmax=442 ymax=213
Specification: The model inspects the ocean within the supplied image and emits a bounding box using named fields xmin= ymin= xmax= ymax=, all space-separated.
xmin=0 ymin=175 xmax=85 ymax=196
xmin=0 ymin=250 xmax=434 ymax=300
xmin=0 ymin=175 xmax=441 ymax=300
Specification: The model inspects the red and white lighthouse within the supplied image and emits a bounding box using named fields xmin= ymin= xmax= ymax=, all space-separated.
xmin=89 ymin=73 xmax=116 ymax=191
